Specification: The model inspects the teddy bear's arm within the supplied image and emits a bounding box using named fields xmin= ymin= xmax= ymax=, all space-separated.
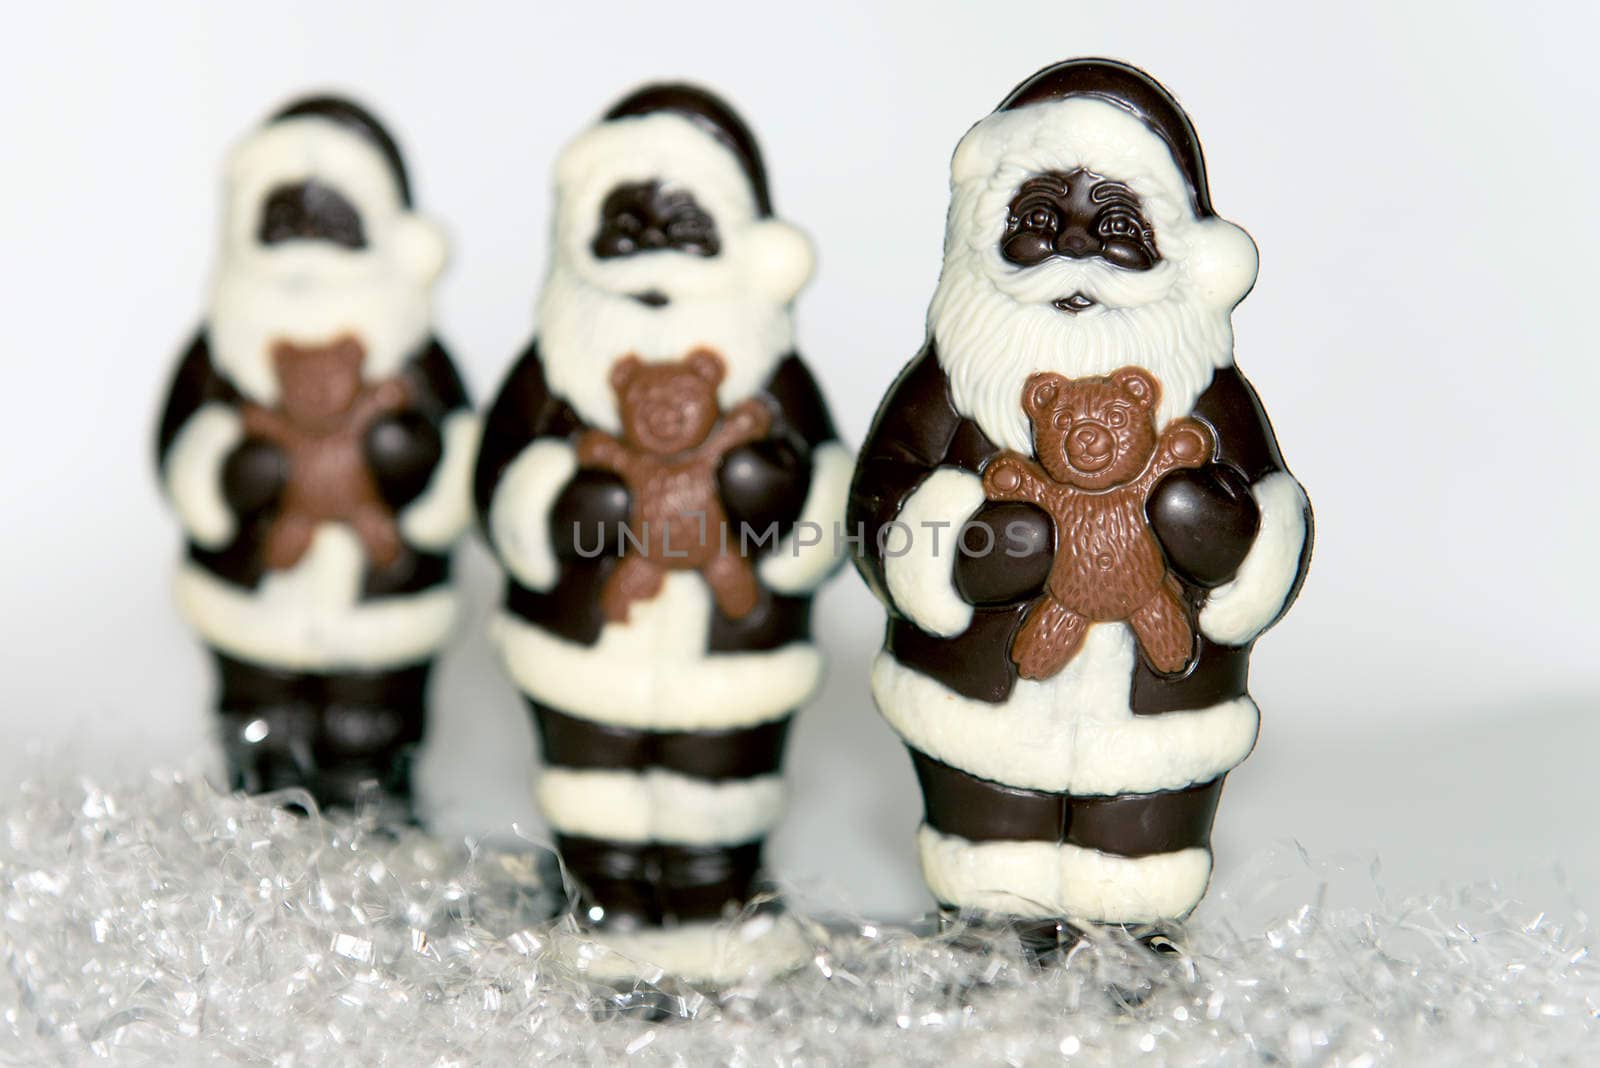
xmin=981 ymin=452 xmax=1054 ymax=510
xmin=575 ymin=429 xmax=639 ymax=481
xmin=1141 ymin=418 xmax=1215 ymax=491
xmin=349 ymin=378 xmax=413 ymax=428
xmin=240 ymin=404 xmax=295 ymax=446
xmin=704 ymin=398 xmax=774 ymax=456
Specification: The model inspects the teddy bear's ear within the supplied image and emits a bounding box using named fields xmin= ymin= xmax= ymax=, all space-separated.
xmin=1023 ymin=373 xmax=1061 ymax=418
xmin=1111 ymin=366 xmax=1161 ymax=409
xmin=609 ymin=354 xmax=642 ymax=393
xmin=686 ymin=348 xmax=726 ymax=386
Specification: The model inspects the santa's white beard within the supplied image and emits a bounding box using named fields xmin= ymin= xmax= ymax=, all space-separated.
xmin=929 ymin=254 xmax=1235 ymax=453
xmin=207 ymin=248 xmax=433 ymax=403
xmin=536 ymin=264 xmax=795 ymax=434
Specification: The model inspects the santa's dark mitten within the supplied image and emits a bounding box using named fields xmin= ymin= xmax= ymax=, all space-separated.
xmin=717 ymin=438 xmax=810 ymax=540
xmin=952 ymin=500 xmax=1055 ymax=605
xmin=365 ymin=411 xmax=442 ymax=508
xmin=1147 ymin=463 xmax=1260 ymax=588
xmin=221 ymin=438 xmax=289 ymax=518
xmin=550 ymin=469 xmax=632 ymax=560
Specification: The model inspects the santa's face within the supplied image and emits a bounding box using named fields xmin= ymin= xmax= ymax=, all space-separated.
xmin=207 ymin=117 xmax=445 ymax=403
xmin=537 ymin=111 xmax=813 ymax=433
xmin=929 ymin=97 xmax=1258 ymax=452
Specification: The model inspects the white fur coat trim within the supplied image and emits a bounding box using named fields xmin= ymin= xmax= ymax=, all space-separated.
xmin=873 ymin=624 xmax=1258 ymax=796
xmin=491 ymin=574 xmax=820 ymax=731
xmin=918 ymin=824 xmax=1211 ymax=925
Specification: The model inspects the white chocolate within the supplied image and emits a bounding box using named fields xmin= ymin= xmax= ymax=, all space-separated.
xmin=536 ymin=768 xmax=783 ymax=847
xmin=163 ymin=403 xmax=243 ymax=549
xmin=883 ymin=468 xmax=986 ymax=638
xmin=487 ymin=438 xmax=578 ymax=592
xmin=918 ymin=824 xmax=1212 ymax=925
xmin=176 ymin=526 xmax=457 ymax=671
xmin=492 ymin=573 xmax=820 ymax=731
xmin=757 ymin=441 xmax=853 ymax=594
xmin=1200 ymin=472 xmax=1310 ymax=645
xmin=399 ymin=410 xmax=480 ymax=551
xmin=873 ymin=626 xmax=1259 ymax=796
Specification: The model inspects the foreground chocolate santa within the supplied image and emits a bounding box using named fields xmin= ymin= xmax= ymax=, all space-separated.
xmin=474 ymin=85 xmax=849 ymax=979
xmin=849 ymin=59 xmax=1312 ymax=952
xmin=155 ymin=98 xmax=475 ymax=819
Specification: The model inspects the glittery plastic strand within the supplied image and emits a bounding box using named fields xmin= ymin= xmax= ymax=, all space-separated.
xmin=0 ymin=776 xmax=1595 ymax=1064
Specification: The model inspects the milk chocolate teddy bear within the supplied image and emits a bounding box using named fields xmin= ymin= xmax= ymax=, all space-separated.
xmin=576 ymin=348 xmax=772 ymax=623
xmin=982 ymin=367 xmax=1213 ymax=678
xmin=241 ymin=335 xmax=412 ymax=570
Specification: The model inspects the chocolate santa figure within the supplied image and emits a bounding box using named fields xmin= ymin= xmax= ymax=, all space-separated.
xmin=474 ymin=85 xmax=849 ymax=980
xmin=848 ymin=59 xmax=1312 ymax=955
xmin=155 ymin=97 xmax=475 ymax=821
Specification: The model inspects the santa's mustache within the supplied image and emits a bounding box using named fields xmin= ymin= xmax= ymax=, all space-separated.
xmin=987 ymin=253 xmax=1180 ymax=311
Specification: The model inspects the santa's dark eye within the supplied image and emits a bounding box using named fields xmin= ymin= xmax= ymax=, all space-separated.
xmin=1024 ymin=207 xmax=1058 ymax=231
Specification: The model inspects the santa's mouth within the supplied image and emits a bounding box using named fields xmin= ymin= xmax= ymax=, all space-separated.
xmin=631 ymin=290 xmax=670 ymax=308
xmin=1052 ymin=292 xmax=1097 ymax=315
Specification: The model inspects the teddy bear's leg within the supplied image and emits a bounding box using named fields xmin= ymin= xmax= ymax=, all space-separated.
xmin=1129 ymin=578 xmax=1196 ymax=674
xmin=263 ymin=512 xmax=317 ymax=571
xmin=601 ymin=553 xmax=666 ymax=623
xmin=1011 ymin=596 xmax=1089 ymax=680
xmin=351 ymin=503 xmax=404 ymax=568
xmin=701 ymin=551 xmax=761 ymax=620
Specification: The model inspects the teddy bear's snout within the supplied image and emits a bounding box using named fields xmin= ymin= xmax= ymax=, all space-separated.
xmin=1066 ymin=421 xmax=1115 ymax=471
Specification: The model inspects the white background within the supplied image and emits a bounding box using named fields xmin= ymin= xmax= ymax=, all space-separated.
xmin=2 ymin=1 xmax=1597 ymax=921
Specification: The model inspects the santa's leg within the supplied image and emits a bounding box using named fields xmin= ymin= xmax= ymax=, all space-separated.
xmin=908 ymin=747 xmax=1224 ymax=951
xmin=529 ymin=703 xmax=658 ymax=925
xmin=213 ymin=650 xmax=319 ymax=797
xmin=651 ymin=715 xmax=792 ymax=921
xmin=312 ymin=660 xmax=433 ymax=820
xmin=531 ymin=702 xmax=805 ymax=980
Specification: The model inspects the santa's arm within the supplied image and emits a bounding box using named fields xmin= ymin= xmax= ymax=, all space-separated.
xmin=474 ymin=341 xmax=630 ymax=591
xmin=155 ymin=330 xmax=267 ymax=549
xmin=719 ymin=354 xmax=851 ymax=594
xmin=1150 ymin=366 xmax=1311 ymax=645
xmin=847 ymin=345 xmax=1050 ymax=637
xmin=360 ymin=338 xmax=476 ymax=551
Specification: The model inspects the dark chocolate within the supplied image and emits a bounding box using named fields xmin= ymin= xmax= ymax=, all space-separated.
xmin=602 ymin=84 xmax=773 ymax=216
xmin=910 ymin=747 xmax=1223 ymax=858
xmin=214 ymin=651 xmax=429 ymax=816
xmin=1001 ymin=169 xmax=1159 ymax=271
xmin=532 ymin=702 xmax=792 ymax=781
xmin=271 ymin=95 xmax=413 ymax=207
xmin=996 ymin=59 xmax=1215 ymax=218
xmin=258 ymin=180 xmax=367 ymax=249
xmin=591 ymin=180 xmax=720 ymax=260
xmin=554 ymin=835 xmax=768 ymax=926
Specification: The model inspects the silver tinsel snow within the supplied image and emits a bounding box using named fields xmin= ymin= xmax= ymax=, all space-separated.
xmin=0 ymin=775 xmax=1594 ymax=1065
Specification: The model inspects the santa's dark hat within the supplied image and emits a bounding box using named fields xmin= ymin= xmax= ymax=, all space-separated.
xmin=271 ymin=95 xmax=414 ymax=207
xmin=994 ymin=59 xmax=1213 ymax=218
xmin=601 ymin=83 xmax=773 ymax=216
